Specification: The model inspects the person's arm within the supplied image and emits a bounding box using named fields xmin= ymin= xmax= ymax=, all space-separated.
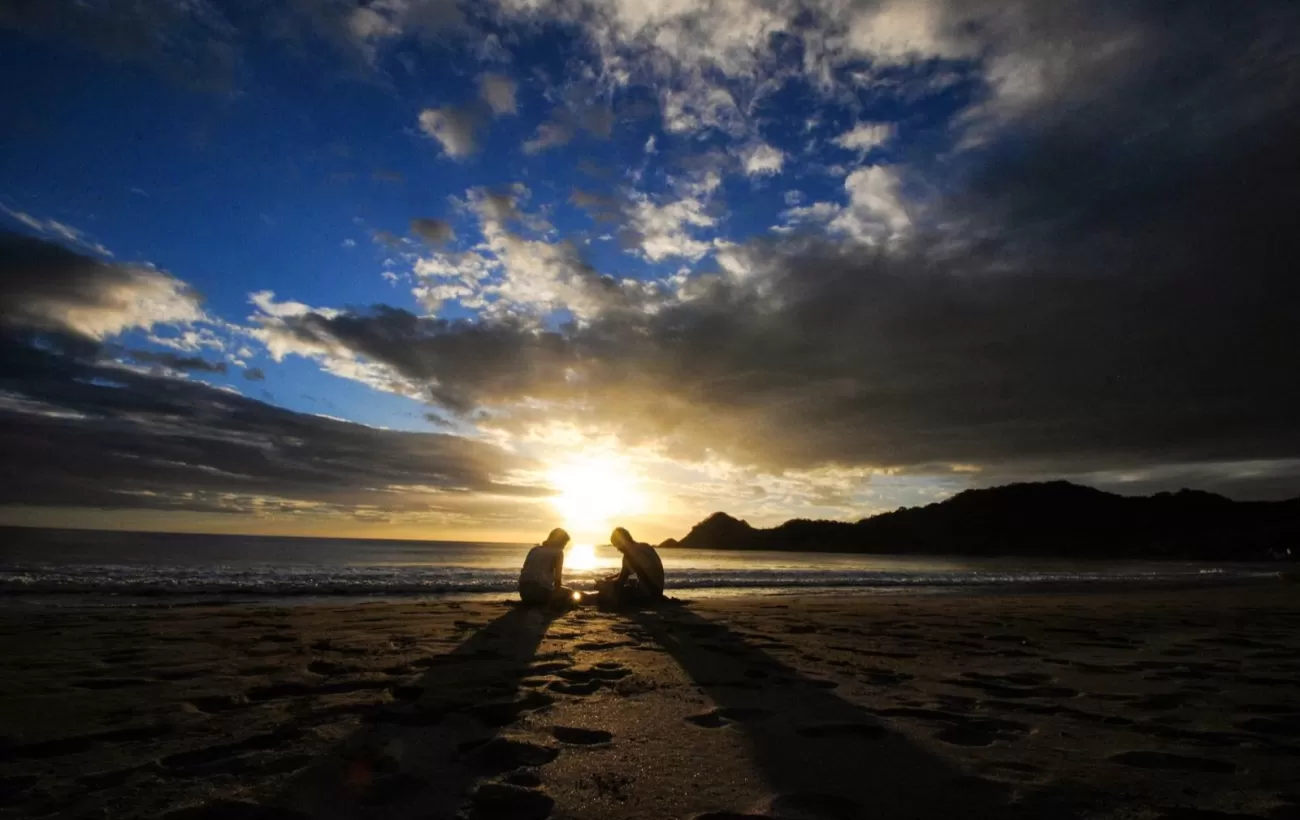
xmin=553 ymin=549 xmax=564 ymax=590
xmin=617 ymin=553 xmax=631 ymax=584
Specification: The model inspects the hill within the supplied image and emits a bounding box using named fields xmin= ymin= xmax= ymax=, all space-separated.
xmin=668 ymin=481 xmax=1300 ymax=560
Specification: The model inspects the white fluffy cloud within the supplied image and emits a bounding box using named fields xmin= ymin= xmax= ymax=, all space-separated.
xmin=829 ymin=166 xmax=911 ymax=242
xmin=843 ymin=0 xmax=971 ymax=65
xmin=625 ymin=185 xmax=719 ymax=263
xmin=833 ymin=122 xmax=895 ymax=153
xmin=741 ymin=142 xmax=785 ymax=176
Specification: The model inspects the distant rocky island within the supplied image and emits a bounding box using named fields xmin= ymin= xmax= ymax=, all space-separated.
xmin=664 ymin=482 xmax=1300 ymax=561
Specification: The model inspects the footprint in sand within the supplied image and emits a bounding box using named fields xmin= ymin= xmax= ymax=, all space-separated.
xmin=469 ymin=782 xmax=554 ymax=820
xmin=1109 ymin=751 xmax=1236 ymax=774
xmin=871 ymin=707 xmax=1030 ymax=747
xmin=529 ymin=661 xmax=572 ymax=675
xmin=187 ymin=694 xmax=250 ymax=714
xmin=685 ymin=707 xmax=774 ymax=728
xmin=504 ymin=769 xmax=543 ymax=787
xmin=548 ymin=679 xmax=605 ymax=696
xmin=767 ymin=792 xmax=861 ymax=820
xmin=307 ymin=659 xmax=350 ymax=676
xmin=550 ymin=726 xmax=613 ymax=745
xmin=934 ymin=726 xmax=999 ymax=747
xmin=466 ymin=691 xmax=555 ymax=728
xmin=389 ymin=683 xmax=423 ymax=700
xmin=576 ymin=640 xmax=639 ymax=650
xmin=463 ymin=737 xmax=560 ymax=773
xmin=557 ymin=666 xmax=631 ymax=682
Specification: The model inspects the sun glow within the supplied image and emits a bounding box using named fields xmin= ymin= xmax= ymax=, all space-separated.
xmin=566 ymin=542 xmax=599 ymax=571
xmin=548 ymin=456 xmax=644 ymax=541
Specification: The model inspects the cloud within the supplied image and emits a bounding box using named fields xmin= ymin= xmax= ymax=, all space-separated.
xmin=661 ymin=82 xmax=744 ymax=135
xmin=372 ymin=230 xmax=406 ymax=249
xmin=0 ymin=234 xmax=204 ymax=341
xmin=843 ymin=0 xmax=970 ymax=65
xmin=10 ymin=0 xmax=1300 ymax=514
xmin=623 ymin=193 xmax=717 ymax=262
xmin=0 ymin=333 xmax=543 ymax=520
xmin=522 ymin=102 xmax=615 ymax=154
xmin=833 ymin=122 xmax=894 ymax=153
xmin=1 ymin=205 xmax=113 ymax=256
xmin=418 ymin=106 xmax=479 ymax=158
xmin=410 ymin=217 xmax=456 ymax=246
xmin=126 ymin=349 xmax=228 ymax=374
xmin=287 ymin=0 xmax=466 ymax=63
xmin=739 ymin=143 xmax=785 ymax=177
xmin=478 ymin=73 xmax=518 ymax=115
xmin=243 ymin=367 xmax=266 ymax=381
xmin=241 ymin=0 xmax=1300 ymax=499
xmin=828 ymin=166 xmax=911 ymax=242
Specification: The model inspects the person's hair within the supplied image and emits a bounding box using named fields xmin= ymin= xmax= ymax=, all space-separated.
xmin=610 ymin=527 xmax=633 ymax=549
xmin=543 ymin=527 xmax=571 ymax=549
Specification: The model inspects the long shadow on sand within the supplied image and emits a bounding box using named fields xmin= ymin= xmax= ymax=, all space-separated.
xmin=630 ymin=604 xmax=1040 ymax=820
xmin=276 ymin=603 xmax=560 ymax=820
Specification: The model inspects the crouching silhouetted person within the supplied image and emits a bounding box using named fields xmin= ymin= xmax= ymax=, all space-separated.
xmin=519 ymin=528 xmax=576 ymax=608
xmin=596 ymin=527 xmax=665 ymax=610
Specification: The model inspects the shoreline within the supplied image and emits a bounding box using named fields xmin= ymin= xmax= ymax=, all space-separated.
xmin=0 ymin=569 xmax=1287 ymax=612
xmin=2 ymin=585 xmax=1299 ymax=818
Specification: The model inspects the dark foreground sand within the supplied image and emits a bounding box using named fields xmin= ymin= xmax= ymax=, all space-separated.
xmin=2 ymin=584 xmax=1299 ymax=820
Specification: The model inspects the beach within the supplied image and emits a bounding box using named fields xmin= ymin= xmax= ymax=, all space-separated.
xmin=2 ymin=584 xmax=1299 ymax=820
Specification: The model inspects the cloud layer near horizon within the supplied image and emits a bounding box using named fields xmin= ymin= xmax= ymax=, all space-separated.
xmin=3 ymin=0 xmax=1300 ymax=534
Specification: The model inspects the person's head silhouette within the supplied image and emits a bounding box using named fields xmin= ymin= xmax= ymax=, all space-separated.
xmin=610 ymin=527 xmax=634 ymax=551
xmin=543 ymin=528 xmax=571 ymax=549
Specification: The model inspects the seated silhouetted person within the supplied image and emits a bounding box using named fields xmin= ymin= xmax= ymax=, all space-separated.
xmin=596 ymin=527 xmax=665 ymax=609
xmin=518 ymin=528 xmax=575 ymax=607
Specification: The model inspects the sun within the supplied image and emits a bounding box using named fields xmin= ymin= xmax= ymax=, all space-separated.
xmin=565 ymin=542 xmax=599 ymax=571
xmin=548 ymin=456 xmax=643 ymax=541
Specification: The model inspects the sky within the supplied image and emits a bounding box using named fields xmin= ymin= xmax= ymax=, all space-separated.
xmin=1 ymin=0 xmax=1299 ymax=545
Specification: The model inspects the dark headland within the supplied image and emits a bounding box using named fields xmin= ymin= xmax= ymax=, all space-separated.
xmin=666 ymin=481 xmax=1300 ymax=560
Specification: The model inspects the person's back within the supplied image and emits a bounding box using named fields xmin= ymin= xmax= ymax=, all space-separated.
xmin=620 ymin=540 xmax=665 ymax=596
xmin=518 ymin=528 xmax=570 ymax=605
xmin=609 ymin=527 xmax=665 ymax=602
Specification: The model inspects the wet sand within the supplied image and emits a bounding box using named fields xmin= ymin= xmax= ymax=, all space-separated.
xmin=2 ymin=584 xmax=1299 ymax=819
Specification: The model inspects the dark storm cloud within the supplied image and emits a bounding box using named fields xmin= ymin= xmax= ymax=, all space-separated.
xmin=0 ymin=233 xmax=203 ymax=340
xmin=266 ymin=307 xmax=573 ymax=413
xmin=253 ymin=2 xmax=1300 ymax=495
xmin=0 ymin=332 xmax=544 ymax=515
xmin=410 ymin=218 xmax=456 ymax=246
xmin=125 ymin=349 xmax=228 ymax=374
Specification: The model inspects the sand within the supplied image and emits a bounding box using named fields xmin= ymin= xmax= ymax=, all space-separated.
xmin=2 ymin=584 xmax=1299 ymax=820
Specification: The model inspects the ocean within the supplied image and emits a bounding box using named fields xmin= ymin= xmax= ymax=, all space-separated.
xmin=0 ymin=526 xmax=1280 ymax=607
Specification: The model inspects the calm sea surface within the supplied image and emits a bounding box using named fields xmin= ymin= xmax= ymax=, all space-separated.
xmin=0 ymin=526 xmax=1280 ymax=607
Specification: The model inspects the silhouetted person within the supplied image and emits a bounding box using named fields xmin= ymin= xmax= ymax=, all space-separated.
xmin=597 ymin=526 xmax=665 ymax=609
xmin=518 ymin=527 xmax=575 ymax=607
